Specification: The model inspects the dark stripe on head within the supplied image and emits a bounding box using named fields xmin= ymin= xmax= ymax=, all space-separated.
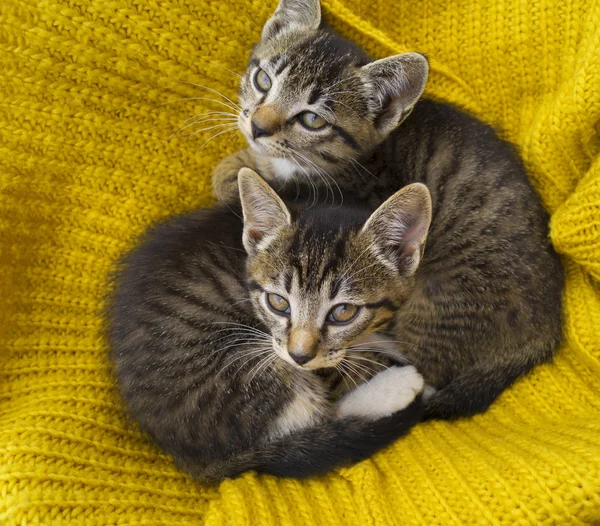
xmin=247 ymin=281 xmax=263 ymax=291
xmin=249 ymin=58 xmax=259 ymax=68
xmin=364 ymin=299 xmax=398 ymax=310
xmin=323 ymin=99 xmax=334 ymax=110
xmin=320 ymin=238 xmax=346 ymax=296
xmin=332 ymin=125 xmax=360 ymax=151
xmin=370 ymin=316 xmax=395 ymax=331
xmin=275 ymin=58 xmax=289 ymax=76
xmin=308 ymin=88 xmax=322 ymax=105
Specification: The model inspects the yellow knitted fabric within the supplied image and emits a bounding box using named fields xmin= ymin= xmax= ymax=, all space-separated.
xmin=1 ymin=0 xmax=599 ymax=523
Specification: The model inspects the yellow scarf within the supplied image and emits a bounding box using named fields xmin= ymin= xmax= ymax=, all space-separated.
xmin=0 ymin=0 xmax=598 ymax=523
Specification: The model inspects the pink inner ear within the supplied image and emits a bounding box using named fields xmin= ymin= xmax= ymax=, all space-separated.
xmin=247 ymin=228 xmax=264 ymax=243
xmin=376 ymin=97 xmax=417 ymax=135
xmin=399 ymin=212 xmax=427 ymax=247
xmin=375 ymin=97 xmax=403 ymax=131
xmin=376 ymin=209 xmax=428 ymax=274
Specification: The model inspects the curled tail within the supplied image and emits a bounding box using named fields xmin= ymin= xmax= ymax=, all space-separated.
xmin=170 ymin=366 xmax=425 ymax=483
xmin=247 ymin=395 xmax=424 ymax=479
xmin=176 ymin=395 xmax=423 ymax=483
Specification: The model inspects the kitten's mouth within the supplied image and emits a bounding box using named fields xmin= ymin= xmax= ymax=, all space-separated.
xmin=246 ymin=135 xmax=281 ymax=159
xmin=240 ymin=121 xmax=277 ymax=157
xmin=247 ymin=138 xmax=270 ymax=155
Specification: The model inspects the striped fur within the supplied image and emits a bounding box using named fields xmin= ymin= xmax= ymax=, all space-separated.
xmin=212 ymin=0 xmax=564 ymax=420
xmin=108 ymin=172 xmax=428 ymax=484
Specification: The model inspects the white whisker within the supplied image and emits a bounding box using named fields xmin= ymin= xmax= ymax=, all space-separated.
xmin=171 ymin=118 xmax=238 ymax=139
xmin=347 ymin=348 xmax=417 ymax=365
xmin=287 ymin=151 xmax=319 ymax=208
xmin=342 ymin=359 xmax=369 ymax=384
xmin=348 ymin=339 xmax=425 ymax=350
xmin=347 ymin=354 xmax=392 ymax=371
xmin=161 ymin=96 xmax=240 ymax=114
xmin=216 ymin=347 xmax=272 ymax=378
xmin=194 ymin=126 xmax=238 ymax=153
xmin=334 ymin=363 xmax=351 ymax=392
xmin=181 ymin=110 xmax=239 ymax=124
xmin=185 ymin=122 xmax=238 ymax=139
xmin=208 ymin=61 xmax=243 ymax=79
xmin=339 ymin=361 xmax=360 ymax=390
xmin=210 ymin=322 xmax=270 ymax=336
xmin=289 ymin=147 xmax=344 ymax=207
xmin=161 ymin=77 xmax=242 ymax=111
xmin=248 ymin=352 xmax=278 ymax=384
xmin=350 ymin=158 xmax=380 ymax=181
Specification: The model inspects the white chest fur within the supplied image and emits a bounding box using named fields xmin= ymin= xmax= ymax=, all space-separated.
xmin=270 ymin=157 xmax=306 ymax=180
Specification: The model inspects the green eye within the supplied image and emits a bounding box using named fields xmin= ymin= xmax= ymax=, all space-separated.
xmin=254 ymin=69 xmax=272 ymax=92
xmin=298 ymin=111 xmax=328 ymax=130
xmin=266 ymin=293 xmax=290 ymax=315
xmin=327 ymin=304 xmax=359 ymax=324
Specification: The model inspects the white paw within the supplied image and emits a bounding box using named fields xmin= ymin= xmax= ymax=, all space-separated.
xmin=336 ymin=366 xmax=424 ymax=421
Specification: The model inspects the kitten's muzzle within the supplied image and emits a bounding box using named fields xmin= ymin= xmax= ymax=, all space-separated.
xmin=251 ymin=104 xmax=282 ymax=140
xmin=251 ymin=120 xmax=272 ymax=139
xmin=287 ymin=328 xmax=319 ymax=366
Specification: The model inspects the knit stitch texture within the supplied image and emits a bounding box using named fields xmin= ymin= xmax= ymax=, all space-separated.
xmin=1 ymin=0 xmax=599 ymax=524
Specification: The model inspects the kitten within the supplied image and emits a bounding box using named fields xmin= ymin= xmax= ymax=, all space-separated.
xmin=109 ymin=169 xmax=430 ymax=484
xmin=211 ymin=0 xmax=564 ymax=419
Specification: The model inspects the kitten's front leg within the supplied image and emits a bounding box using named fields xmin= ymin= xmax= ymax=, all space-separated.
xmin=337 ymin=366 xmax=424 ymax=420
xmin=268 ymin=371 xmax=332 ymax=440
xmin=212 ymin=148 xmax=260 ymax=203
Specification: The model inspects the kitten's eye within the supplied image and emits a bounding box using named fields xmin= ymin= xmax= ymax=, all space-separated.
xmin=266 ymin=293 xmax=290 ymax=315
xmin=298 ymin=111 xmax=328 ymax=130
xmin=327 ymin=304 xmax=359 ymax=324
xmin=254 ymin=69 xmax=272 ymax=92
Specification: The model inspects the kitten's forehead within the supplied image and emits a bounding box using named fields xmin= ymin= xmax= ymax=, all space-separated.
xmin=280 ymin=208 xmax=373 ymax=297
xmin=253 ymin=30 xmax=370 ymax=97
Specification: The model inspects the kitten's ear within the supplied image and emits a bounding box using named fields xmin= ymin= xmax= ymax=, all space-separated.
xmin=361 ymin=183 xmax=432 ymax=276
xmin=262 ymin=0 xmax=321 ymax=40
xmin=238 ymin=168 xmax=291 ymax=255
xmin=360 ymin=53 xmax=429 ymax=136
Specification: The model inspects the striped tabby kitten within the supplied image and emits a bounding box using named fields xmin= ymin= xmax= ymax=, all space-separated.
xmin=212 ymin=0 xmax=564 ymax=419
xmin=109 ymin=169 xmax=429 ymax=483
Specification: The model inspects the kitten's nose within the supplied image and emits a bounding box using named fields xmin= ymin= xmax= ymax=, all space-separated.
xmin=289 ymin=352 xmax=312 ymax=365
xmin=251 ymin=120 xmax=271 ymax=139
xmin=288 ymin=328 xmax=318 ymax=366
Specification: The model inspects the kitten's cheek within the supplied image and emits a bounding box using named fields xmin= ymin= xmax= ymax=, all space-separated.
xmin=326 ymin=351 xmax=346 ymax=367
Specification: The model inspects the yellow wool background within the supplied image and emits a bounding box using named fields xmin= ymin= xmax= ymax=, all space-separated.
xmin=0 ymin=0 xmax=599 ymax=523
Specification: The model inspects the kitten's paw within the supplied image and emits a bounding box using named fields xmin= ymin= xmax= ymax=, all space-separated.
xmin=212 ymin=149 xmax=258 ymax=203
xmin=336 ymin=366 xmax=424 ymax=421
xmin=212 ymin=170 xmax=240 ymax=203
